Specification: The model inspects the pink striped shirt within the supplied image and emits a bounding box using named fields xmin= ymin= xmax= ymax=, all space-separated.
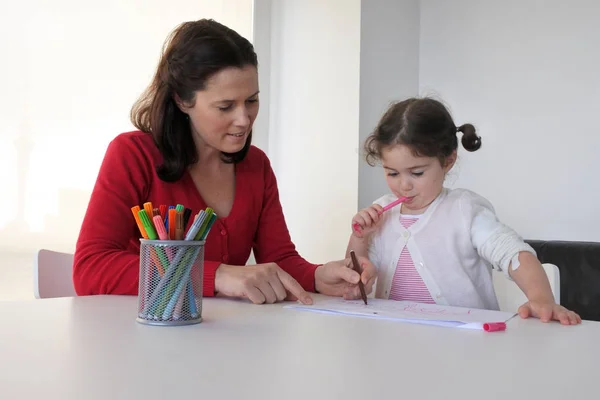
xmin=389 ymin=214 xmax=435 ymax=303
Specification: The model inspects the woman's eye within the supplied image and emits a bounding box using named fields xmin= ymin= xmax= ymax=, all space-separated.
xmin=218 ymin=104 xmax=233 ymax=111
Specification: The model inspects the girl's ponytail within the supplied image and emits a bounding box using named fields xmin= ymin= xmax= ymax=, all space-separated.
xmin=457 ymin=123 xmax=481 ymax=152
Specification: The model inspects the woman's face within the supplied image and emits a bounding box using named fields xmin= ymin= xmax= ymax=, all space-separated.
xmin=178 ymin=65 xmax=259 ymax=154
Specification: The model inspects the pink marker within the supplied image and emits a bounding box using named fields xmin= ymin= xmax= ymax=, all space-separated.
xmin=483 ymin=322 xmax=506 ymax=332
xmin=353 ymin=196 xmax=408 ymax=233
xmin=381 ymin=196 xmax=409 ymax=213
xmin=153 ymin=215 xmax=168 ymax=240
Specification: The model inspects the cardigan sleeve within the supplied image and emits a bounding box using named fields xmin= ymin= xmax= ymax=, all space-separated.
xmin=462 ymin=191 xmax=536 ymax=278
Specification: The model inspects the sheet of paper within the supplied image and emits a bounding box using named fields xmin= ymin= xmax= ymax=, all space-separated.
xmin=284 ymin=298 xmax=516 ymax=330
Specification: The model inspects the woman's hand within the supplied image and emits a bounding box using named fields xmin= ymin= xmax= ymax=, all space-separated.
xmin=352 ymin=204 xmax=384 ymax=238
xmin=215 ymin=263 xmax=313 ymax=305
xmin=315 ymin=255 xmax=377 ymax=298
xmin=518 ymin=300 xmax=581 ymax=325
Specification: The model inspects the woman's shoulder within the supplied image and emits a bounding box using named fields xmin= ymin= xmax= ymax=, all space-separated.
xmin=247 ymin=144 xmax=268 ymax=159
xmin=242 ymin=145 xmax=272 ymax=170
xmin=106 ymin=130 xmax=159 ymax=160
xmin=109 ymin=130 xmax=156 ymax=151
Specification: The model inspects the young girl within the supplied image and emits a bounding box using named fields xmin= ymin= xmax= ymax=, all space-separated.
xmin=349 ymin=97 xmax=581 ymax=325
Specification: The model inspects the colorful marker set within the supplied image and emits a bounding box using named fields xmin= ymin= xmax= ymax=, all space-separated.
xmin=131 ymin=202 xmax=217 ymax=324
xmin=131 ymin=203 xmax=197 ymax=241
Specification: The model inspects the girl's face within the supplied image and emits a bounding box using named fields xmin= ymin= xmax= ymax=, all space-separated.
xmin=381 ymin=144 xmax=456 ymax=215
xmin=177 ymin=65 xmax=259 ymax=155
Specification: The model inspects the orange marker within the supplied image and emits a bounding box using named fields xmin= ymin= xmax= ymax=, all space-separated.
xmin=143 ymin=202 xmax=154 ymax=219
xmin=131 ymin=206 xmax=149 ymax=239
xmin=168 ymin=208 xmax=177 ymax=240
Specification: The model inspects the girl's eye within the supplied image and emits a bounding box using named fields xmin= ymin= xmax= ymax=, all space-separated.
xmin=247 ymin=98 xmax=258 ymax=104
xmin=412 ymin=171 xmax=424 ymax=177
xmin=387 ymin=172 xmax=399 ymax=177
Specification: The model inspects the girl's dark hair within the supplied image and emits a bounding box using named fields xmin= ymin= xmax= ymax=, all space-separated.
xmin=364 ymin=97 xmax=481 ymax=167
xmin=130 ymin=19 xmax=258 ymax=182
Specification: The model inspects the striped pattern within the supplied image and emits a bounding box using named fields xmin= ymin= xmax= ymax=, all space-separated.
xmin=389 ymin=215 xmax=435 ymax=303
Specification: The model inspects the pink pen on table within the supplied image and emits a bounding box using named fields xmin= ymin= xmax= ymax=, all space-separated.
xmin=483 ymin=322 xmax=506 ymax=332
xmin=353 ymin=196 xmax=408 ymax=233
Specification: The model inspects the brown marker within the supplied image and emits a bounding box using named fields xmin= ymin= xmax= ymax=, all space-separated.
xmin=349 ymin=250 xmax=368 ymax=305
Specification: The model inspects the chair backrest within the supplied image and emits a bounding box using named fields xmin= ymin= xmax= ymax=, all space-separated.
xmin=33 ymin=249 xmax=77 ymax=299
xmin=493 ymin=263 xmax=560 ymax=313
xmin=526 ymin=239 xmax=600 ymax=321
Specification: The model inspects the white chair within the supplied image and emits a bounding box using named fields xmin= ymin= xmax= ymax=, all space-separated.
xmin=33 ymin=249 xmax=77 ymax=299
xmin=493 ymin=263 xmax=560 ymax=313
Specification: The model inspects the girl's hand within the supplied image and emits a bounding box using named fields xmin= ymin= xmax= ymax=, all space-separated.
xmin=352 ymin=204 xmax=384 ymax=238
xmin=518 ymin=300 xmax=582 ymax=325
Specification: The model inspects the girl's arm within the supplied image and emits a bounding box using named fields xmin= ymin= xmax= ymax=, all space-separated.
xmin=346 ymin=202 xmax=385 ymax=258
xmin=465 ymin=191 xmax=580 ymax=324
xmin=344 ymin=203 xmax=384 ymax=298
xmin=508 ymin=251 xmax=555 ymax=303
xmin=508 ymin=252 xmax=581 ymax=324
xmin=346 ymin=234 xmax=369 ymax=259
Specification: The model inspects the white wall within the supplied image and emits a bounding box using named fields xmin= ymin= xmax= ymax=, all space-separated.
xmin=419 ymin=0 xmax=600 ymax=241
xmin=267 ymin=0 xmax=361 ymax=262
xmin=250 ymin=0 xmax=272 ymax=154
xmin=0 ymin=0 xmax=253 ymax=256
xmin=358 ymin=0 xmax=420 ymax=209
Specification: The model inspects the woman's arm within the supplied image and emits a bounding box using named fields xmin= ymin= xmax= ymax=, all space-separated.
xmin=251 ymin=156 xmax=318 ymax=292
xmin=73 ymin=135 xmax=150 ymax=295
xmin=212 ymin=150 xmax=376 ymax=303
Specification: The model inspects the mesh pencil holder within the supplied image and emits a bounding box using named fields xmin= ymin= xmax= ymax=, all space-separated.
xmin=136 ymin=239 xmax=204 ymax=326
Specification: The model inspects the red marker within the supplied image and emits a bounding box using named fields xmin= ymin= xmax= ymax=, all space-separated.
xmin=483 ymin=322 xmax=506 ymax=332
xmin=353 ymin=196 xmax=408 ymax=233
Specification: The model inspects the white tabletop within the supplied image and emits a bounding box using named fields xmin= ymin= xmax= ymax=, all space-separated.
xmin=0 ymin=294 xmax=598 ymax=400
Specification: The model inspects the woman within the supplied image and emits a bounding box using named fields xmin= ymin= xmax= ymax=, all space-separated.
xmin=73 ymin=19 xmax=376 ymax=304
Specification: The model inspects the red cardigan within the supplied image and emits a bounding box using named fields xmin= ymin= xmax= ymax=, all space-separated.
xmin=73 ymin=131 xmax=318 ymax=296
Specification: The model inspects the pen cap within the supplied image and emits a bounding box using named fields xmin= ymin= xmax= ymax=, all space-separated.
xmin=483 ymin=322 xmax=506 ymax=332
xmin=136 ymin=239 xmax=205 ymax=326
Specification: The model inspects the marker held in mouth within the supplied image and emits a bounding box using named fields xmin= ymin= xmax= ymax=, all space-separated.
xmin=353 ymin=196 xmax=408 ymax=233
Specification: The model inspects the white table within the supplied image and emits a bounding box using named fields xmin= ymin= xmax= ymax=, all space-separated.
xmin=1 ymin=295 xmax=598 ymax=400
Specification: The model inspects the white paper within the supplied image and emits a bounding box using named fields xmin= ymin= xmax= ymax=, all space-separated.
xmin=284 ymin=298 xmax=515 ymax=330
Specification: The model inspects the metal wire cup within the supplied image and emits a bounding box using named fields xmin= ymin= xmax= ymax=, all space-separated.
xmin=136 ymin=239 xmax=204 ymax=326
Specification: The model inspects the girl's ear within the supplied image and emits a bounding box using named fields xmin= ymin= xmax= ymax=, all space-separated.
xmin=444 ymin=150 xmax=457 ymax=172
